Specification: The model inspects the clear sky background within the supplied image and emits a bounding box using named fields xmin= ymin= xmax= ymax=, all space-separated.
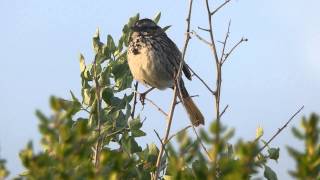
xmin=0 ymin=0 xmax=319 ymax=179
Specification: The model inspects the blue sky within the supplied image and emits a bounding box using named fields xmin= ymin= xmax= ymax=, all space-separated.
xmin=0 ymin=0 xmax=319 ymax=179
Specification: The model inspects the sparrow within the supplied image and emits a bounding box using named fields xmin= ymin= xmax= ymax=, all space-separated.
xmin=127 ymin=18 xmax=204 ymax=126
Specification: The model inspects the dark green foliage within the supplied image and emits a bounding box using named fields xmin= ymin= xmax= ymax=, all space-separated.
xmin=18 ymin=13 xmax=148 ymax=179
xmin=287 ymin=113 xmax=320 ymax=179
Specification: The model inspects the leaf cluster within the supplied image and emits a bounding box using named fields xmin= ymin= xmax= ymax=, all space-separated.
xmin=287 ymin=113 xmax=320 ymax=179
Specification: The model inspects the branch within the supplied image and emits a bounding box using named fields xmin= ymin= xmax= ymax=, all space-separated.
xmin=220 ymin=20 xmax=231 ymax=63
xmin=190 ymin=30 xmax=211 ymax=46
xmin=219 ymin=105 xmax=229 ymax=118
xmin=191 ymin=126 xmax=213 ymax=161
xmin=205 ymin=0 xmax=222 ymax=162
xmin=154 ymin=0 xmax=194 ymax=179
xmin=154 ymin=85 xmax=178 ymax=180
xmin=144 ymin=97 xmax=168 ymax=117
xmin=198 ymin=26 xmax=210 ymax=32
xmin=166 ymin=125 xmax=192 ymax=144
xmin=186 ymin=64 xmax=216 ymax=95
xmin=131 ymin=81 xmax=139 ymax=118
xmin=211 ymin=0 xmax=231 ymax=15
xmin=221 ymin=37 xmax=248 ymax=64
xmin=257 ymin=105 xmax=304 ymax=154
xmin=154 ymin=130 xmax=169 ymax=159
xmin=132 ymin=88 xmax=168 ymax=117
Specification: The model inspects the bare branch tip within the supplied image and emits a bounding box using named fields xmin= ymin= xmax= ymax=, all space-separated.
xmin=242 ymin=37 xmax=248 ymax=42
xmin=198 ymin=26 xmax=210 ymax=32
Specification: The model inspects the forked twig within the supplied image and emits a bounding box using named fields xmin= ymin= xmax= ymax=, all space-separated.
xmin=221 ymin=37 xmax=248 ymax=64
xmin=220 ymin=20 xmax=231 ymax=62
xmin=211 ymin=0 xmax=231 ymax=15
xmin=154 ymin=130 xmax=169 ymax=159
xmin=190 ymin=31 xmax=211 ymax=46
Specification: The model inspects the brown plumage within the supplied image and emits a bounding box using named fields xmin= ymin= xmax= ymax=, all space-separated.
xmin=127 ymin=18 xmax=204 ymax=126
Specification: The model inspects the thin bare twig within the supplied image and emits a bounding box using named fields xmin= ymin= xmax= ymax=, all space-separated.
xmin=191 ymin=126 xmax=213 ymax=161
xmin=198 ymin=26 xmax=210 ymax=32
xmin=166 ymin=125 xmax=192 ymax=144
xmin=80 ymin=107 xmax=90 ymax=114
xmin=221 ymin=37 xmax=248 ymax=64
xmin=154 ymin=0 xmax=194 ymax=179
xmin=131 ymin=81 xmax=139 ymax=118
xmin=257 ymin=105 xmax=304 ymax=154
xmin=144 ymin=97 xmax=168 ymax=117
xmin=220 ymin=20 xmax=231 ymax=63
xmin=154 ymin=130 xmax=169 ymax=159
xmin=219 ymin=105 xmax=229 ymax=118
xmin=131 ymin=89 xmax=168 ymax=117
xmin=186 ymin=64 xmax=216 ymax=95
xmin=190 ymin=30 xmax=211 ymax=46
xmin=211 ymin=0 xmax=231 ymax=15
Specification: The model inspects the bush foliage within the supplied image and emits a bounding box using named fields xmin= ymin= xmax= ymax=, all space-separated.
xmin=0 ymin=14 xmax=319 ymax=180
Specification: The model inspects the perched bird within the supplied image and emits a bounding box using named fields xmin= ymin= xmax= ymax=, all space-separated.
xmin=127 ymin=18 xmax=204 ymax=126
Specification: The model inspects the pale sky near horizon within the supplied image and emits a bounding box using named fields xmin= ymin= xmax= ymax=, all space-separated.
xmin=1 ymin=0 xmax=319 ymax=179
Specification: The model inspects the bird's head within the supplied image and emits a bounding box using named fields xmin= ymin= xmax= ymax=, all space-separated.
xmin=130 ymin=18 xmax=162 ymax=36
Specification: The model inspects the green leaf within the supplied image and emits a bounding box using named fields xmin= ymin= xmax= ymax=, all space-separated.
xmin=102 ymin=44 xmax=111 ymax=61
xmin=123 ymin=14 xmax=140 ymax=47
xmin=255 ymin=126 xmax=264 ymax=139
xmin=107 ymin=35 xmax=116 ymax=53
xmin=129 ymin=118 xmax=143 ymax=131
xmin=79 ymin=54 xmax=86 ymax=73
xmin=121 ymin=136 xmax=142 ymax=154
xmin=82 ymin=88 xmax=94 ymax=106
xmin=226 ymin=143 xmax=234 ymax=158
xmin=0 ymin=159 xmax=9 ymax=179
xmin=117 ymin=37 xmax=124 ymax=53
xmin=192 ymin=160 xmax=208 ymax=178
xmin=222 ymin=128 xmax=235 ymax=141
xmin=153 ymin=12 xmax=161 ymax=24
xmin=132 ymin=129 xmax=146 ymax=137
xmin=35 ymin=110 xmax=49 ymax=123
xmin=199 ymin=129 xmax=211 ymax=143
xmin=102 ymin=88 xmax=114 ymax=105
xmin=264 ymin=165 xmax=278 ymax=180
xmin=148 ymin=143 xmax=159 ymax=156
xmin=93 ymin=28 xmax=103 ymax=53
xmin=268 ymin=148 xmax=280 ymax=161
xmin=291 ymin=127 xmax=304 ymax=139
xmin=70 ymin=90 xmax=79 ymax=102
xmin=128 ymin=13 xmax=140 ymax=28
